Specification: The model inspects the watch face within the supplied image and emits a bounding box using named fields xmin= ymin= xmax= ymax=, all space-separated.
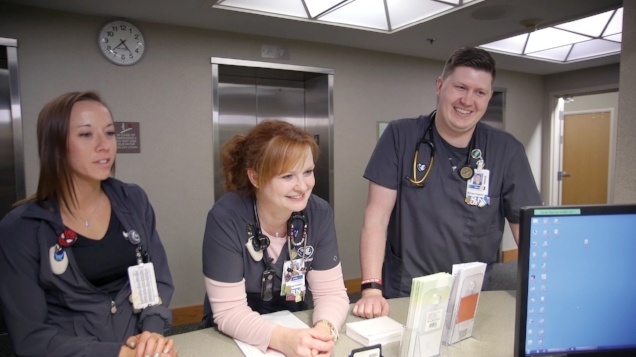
xmin=97 ymin=19 xmax=145 ymax=66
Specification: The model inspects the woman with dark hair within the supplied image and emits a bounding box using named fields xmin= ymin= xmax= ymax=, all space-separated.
xmin=0 ymin=92 xmax=176 ymax=357
xmin=202 ymin=120 xmax=349 ymax=356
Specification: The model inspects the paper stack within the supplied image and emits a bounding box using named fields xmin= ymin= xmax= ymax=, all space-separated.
xmin=346 ymin=315 xmax=404 ymax=346
xmin=399 ymin=272 xmax=454 ymax=357
xmin=234 ymin=310 xmax=308 ymax=356
xmin=442 ymin=261 xmax=487 ymax=345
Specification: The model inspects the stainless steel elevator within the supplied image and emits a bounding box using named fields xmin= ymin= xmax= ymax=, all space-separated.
xmin=0 ymin=37 xmax=25 ymax=221
xmin=211 ymin=58 xmax=334 ymax=205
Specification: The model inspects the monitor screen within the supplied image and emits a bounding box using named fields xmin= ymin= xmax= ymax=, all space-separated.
xmin=515 ymin=204 xmax=636 ymax=357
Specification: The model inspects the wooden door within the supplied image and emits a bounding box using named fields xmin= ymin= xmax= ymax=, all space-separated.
xmin=561 ymin=112 xmax=610 ymax=204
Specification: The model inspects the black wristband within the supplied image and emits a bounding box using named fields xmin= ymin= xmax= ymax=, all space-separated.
xmin=361 ymin=282 xmax=383 ymax=291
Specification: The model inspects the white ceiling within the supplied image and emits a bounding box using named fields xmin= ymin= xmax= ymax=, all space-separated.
xmin=3 ymin=0 xmax=623 ymax=75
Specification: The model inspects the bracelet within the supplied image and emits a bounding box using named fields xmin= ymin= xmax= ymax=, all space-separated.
xmin=361 ymin=281 xmax=383 ymax=291
xmin=315 ymin=319 xmax=339 ymax=342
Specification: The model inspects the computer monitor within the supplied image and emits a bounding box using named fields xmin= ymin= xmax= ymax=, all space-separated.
xmin=515 ymin=204 xmax=636 ymax=357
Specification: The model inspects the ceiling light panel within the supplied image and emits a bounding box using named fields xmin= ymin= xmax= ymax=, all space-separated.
xmin=213 ymin=0 xmax=481 ymax=33
xmin=480 ymin=7 xmax=622 ymax=63
xmin=568 ymin=39 xmax=621 ymax=61
xmin=604 ymin=8 xmax=623 ymax=36
xmin=319 ymin=0 xmax=389 ymax=31
xmin=526 ymin=46 xmax=572 ymax=62
xmin=525 ymin=28 xmax=590 ymax=54
xmin=387 ymin=0 xmax=454 ymax=30
xmin=304 ymin=0 xmax=348 ymax=18
xmin=555 ymin=10 xmax=613 ymax=37
xmin=479 ymin=34 xmax=528 ymax=54
xmin=216 ymin=0 xmax=307 ymax=18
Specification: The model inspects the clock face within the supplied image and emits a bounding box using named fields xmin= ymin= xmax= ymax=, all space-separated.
xmin=97 ymin=20 xmax=145 ymax=66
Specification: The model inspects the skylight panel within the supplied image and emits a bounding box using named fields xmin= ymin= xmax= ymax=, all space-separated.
xmin=604 ymin=8 xmax=623 ymax=36
xmin=526 ymin=45 xmax=572 ymax=62
xmin=387 ymin=0 xmax=454 ymax=31
xmin=216 ymin=0 xmax=307 ymax=18
xmin=319 ymin=0 xmax=389 ymax=31
xmin=555 ymin=10 xmax=613 ymax=37
xmin=214 ymin=0 xmax=481 ymax=33
xmin=304 ymin=0 xmax=348 ymax=18
xmin=525 ymin=28 xmax=590 ymax=54
xmin=481 ymin=34 xmax=528 ymax=54
xmin=568 ymin=39 xmax=621 ymax=61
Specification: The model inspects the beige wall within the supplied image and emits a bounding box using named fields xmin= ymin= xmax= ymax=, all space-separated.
xmin=1 ymin=3 xmax=625 ymax=308
xmin=564 ymin=92 xmax=619 ymax=112
xmin=615 ymin=0 xmax=636 ymax=203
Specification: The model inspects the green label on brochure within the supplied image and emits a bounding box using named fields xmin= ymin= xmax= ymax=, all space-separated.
xmin=534 ymin=208 xmax=581 ymax=215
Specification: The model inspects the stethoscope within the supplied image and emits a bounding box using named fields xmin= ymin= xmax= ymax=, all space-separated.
xmin=247 ymin=201 xmax=308 ymax=260
xmin=407 ymin=111 xmax=480 ymax=187
xmin=248 ymin=201 xmax=308 ymax=301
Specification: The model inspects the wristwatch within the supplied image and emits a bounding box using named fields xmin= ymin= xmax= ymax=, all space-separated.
xmin=315 ymin=319 xmax=339 ymax=342
xmin=361 ymin=281 xmax=383 ymax=291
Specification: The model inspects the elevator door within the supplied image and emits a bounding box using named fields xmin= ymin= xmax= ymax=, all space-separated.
xmin=212 ymin=59 xmax=333 ymax=206
xmin=1 ymin=39 xmax=25 ymax=220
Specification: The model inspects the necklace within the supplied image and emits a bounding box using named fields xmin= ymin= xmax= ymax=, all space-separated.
xmin=76 ymin=194 xmax=104 ymax=228
xmin=270 ymin=226 xmax=286 ymax=238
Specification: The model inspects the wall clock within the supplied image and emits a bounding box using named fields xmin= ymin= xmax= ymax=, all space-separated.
xmin=97 ymin=19 xmax=146 ymax=66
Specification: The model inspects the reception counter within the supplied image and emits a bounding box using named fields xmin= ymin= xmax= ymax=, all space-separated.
xmin=171 ymin=290 xmax=517 ymax=356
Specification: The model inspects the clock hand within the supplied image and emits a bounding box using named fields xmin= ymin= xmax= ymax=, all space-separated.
xmin=112 ymin=39 xmax=126 ymax=51
xmin=121 ymin=40 xmax=133 ymax=53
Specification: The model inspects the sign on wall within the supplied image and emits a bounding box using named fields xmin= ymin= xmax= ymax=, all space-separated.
xmin=115 ymin=122 xmax=140 ymax=153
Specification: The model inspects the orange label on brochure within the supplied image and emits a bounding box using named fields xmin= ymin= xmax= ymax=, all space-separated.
xmin=456 ymin=292 xmax=479 ymax=323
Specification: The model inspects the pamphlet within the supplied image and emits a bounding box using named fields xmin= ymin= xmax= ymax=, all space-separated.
xmin=399 ymin=272 xmax=454 ymax=357
xmin=235 ymin=310 xmax=308 ymax=356
xmin=442 ymin=261 xmax=487 ymax=345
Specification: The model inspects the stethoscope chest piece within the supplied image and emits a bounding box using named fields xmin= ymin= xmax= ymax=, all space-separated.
xmin=459 ymin=165 xmax=474 ymax=180
xmin=246 ymin=237 xmax=265 ymax=262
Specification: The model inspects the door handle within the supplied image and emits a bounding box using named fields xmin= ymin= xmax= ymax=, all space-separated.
xmin=558 ymin=171 xmax=570 ymax=180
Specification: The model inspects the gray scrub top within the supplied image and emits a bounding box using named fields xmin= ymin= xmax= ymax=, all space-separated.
xmin=364 ymin=112 xmax=542 ymax=298
xmin=202 ymin=192 xmax=341 ymax=295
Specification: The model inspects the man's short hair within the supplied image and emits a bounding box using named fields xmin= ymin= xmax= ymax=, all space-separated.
xmin=441 ymin=47 xmax=496 ymax=81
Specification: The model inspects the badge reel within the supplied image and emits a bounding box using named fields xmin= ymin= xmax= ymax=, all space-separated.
xmin=50 ymin=229 xmax=78 ymax=275
xmin=244 ymin=224 xmax=274 ymax=301
xmin=261 ymin=269 xmax=275 ymax=302
xmin=124 ymin=230 xmax=161 ymax=311
xmin=249 ymin=232 xmax=275 ymax=301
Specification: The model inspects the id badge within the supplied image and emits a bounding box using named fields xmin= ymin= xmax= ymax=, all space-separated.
xmin=281 ymin=259 xmax=306 ymax=302
xmin=128 ymin=262 xmax=160 ymax=310
xmin=465 ymin=169 xmax=490 ymax=207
